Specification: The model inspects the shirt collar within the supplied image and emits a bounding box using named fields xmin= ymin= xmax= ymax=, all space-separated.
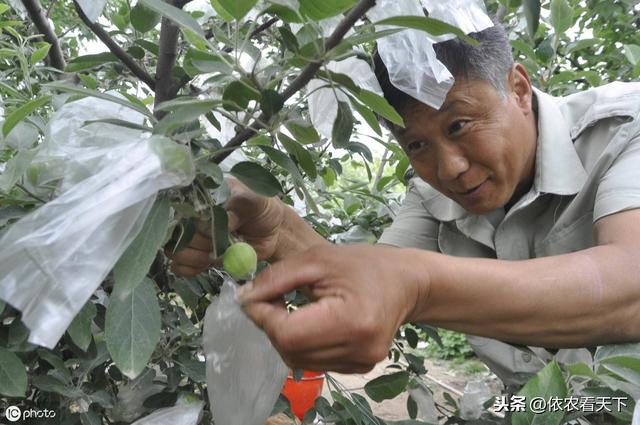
xmin=420 ymin=87 xmax=587 ymax=223
xmin=533 ymin=87 xmax=587 ymax=195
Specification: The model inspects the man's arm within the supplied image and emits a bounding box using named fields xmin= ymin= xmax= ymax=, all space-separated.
xmin=239 ymin=208 xmax=640 ymax=372
xmin=410 ymin=208 xmax=640 ymax=347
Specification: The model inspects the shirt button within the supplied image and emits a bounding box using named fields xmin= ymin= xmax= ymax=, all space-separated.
xmin=522 ymin=352 xmax=532 ymax=363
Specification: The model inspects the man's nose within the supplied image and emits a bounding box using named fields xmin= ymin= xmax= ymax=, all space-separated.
xmin=436 ymin=146 xmax=469 ymax=182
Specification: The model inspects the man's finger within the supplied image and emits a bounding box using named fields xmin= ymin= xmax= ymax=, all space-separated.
xmin=227 ymin=210 xmax=240 ymax=233
xmin=171 ymin=264 xmax=202 ymax=278
xmin=185 ymin=232 xmax=213 ymax=251
xmin=169 ymin=247 xmax=214 ymax=268
xmin=238 ymin=253 xmax=324 ymax=304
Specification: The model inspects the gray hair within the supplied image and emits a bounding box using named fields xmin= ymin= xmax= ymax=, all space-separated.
xmin=374 ymin=24 xmax=515 ymax=114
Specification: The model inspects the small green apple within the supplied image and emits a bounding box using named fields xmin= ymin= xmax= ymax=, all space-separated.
xmin=223 ymin=242 xmax=257 ymax=281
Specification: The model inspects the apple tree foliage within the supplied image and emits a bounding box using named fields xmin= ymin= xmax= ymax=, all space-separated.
xmin=0 ymin=0 xmax=639 ymax=423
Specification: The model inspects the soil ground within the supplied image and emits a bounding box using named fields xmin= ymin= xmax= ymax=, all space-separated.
xmin=319 ymin=356 xmax=503 ymax=422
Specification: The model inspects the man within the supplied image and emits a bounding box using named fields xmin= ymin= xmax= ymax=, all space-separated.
xmin=171 ymin=25 xmax=640 ymax=388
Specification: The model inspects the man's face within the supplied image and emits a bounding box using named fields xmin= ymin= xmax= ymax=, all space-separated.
xmin=394 ymin=65 xmax=538 ymax=214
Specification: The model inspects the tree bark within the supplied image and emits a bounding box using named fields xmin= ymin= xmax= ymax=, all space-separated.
xmin=73 ymin=0 xmax=156 ymax=90
xmin=21 ymin=0 xmax=66 ymax=71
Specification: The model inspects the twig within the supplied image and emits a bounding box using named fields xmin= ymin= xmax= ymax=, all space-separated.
xmin=213 ymin=0 xmax=376 ymax=164
xmin=73 ymin=0 xmax=156 ymax=90
xmin=221 ymin=16 xmax=279 ymax=53
xmin=21 ymin=0 xmax=66 ymax=70
xmin=15 ymin=183 xmax=47 ymax=204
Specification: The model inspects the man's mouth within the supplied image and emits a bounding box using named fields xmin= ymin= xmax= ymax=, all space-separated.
xmin=455 ymin=179 xmax=488 ymax=196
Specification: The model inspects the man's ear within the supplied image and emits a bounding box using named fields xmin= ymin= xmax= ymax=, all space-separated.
xmin=508 ymin=63 xmax=534 ymax=115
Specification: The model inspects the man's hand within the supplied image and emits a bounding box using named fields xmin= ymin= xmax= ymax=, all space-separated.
xmin=238 ymin=244 xmax=427 ymax=373
xmin=169 ymin=178 xmax=327 ymax=277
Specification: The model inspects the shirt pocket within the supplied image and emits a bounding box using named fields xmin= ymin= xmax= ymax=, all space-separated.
xmin=438 ymin=223 xmax=496 ymax=258
xmin=534 ymin=212 xmax=595 ymax=257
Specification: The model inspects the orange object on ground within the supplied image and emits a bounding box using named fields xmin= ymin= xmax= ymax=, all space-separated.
xmin=281 ymin=370 xmax=325 ymax=420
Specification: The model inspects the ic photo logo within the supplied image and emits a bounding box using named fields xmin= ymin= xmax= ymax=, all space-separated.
xmin=3 ymin=406 xmax=21 ymax=422
xmin=1 ymin=405 xmax=56 ymax=423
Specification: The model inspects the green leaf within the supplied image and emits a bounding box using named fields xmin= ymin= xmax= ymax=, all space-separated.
xmin=197 ymin=160 xmax=224 ymax=185
xmin=348 ymin=95 xmax=382 ymax=136
xmin=0 ymin=347 xmax=27 ymax=397
xmin=66 ymin=52 xmax=118 ymax=72
xmin=350 ymin=89 xmax=404 ymax=127
xmin=260 ymin=146 xmax=303 ymax=180
xmin=45 ymin=82 xmax=154 ymax=119
xmin=184 ymin=49 xmax=233 ymax=75
xmin=332 ymin=101 xmax=354 ymax=148
xmin=285 ymin=121 xmax=321 ymax=144
xmin=0 ymin=4 xmax=10 ymax=15
xmin=135 ymin=39 xmax=160 ymax=56
xmin=113 ymin=197 xmax=171 ymax=294
xmin=210 ymin=0 xmax=235 ymax=22
xmin=30 ymin=43 xmax=51 ymax=64
xmin=566 ymin=362 xmax=597 ymax=379
xmin=261 ymin=89 xmax=284 ymax=117
xmin=331 ymin=391 xmax=364 ymax=425
xmin=217 ymin=0 xmax=257 ymax=20
xmin=211 ymin=205 xmax=229 ymax=258
xmin=374 ymin=16 xmax=478 ymax=46
xmin=623 ymin=44 xmax=640 ymax=66
xmin=404 ymin=327 xmax=419 ymax=349
xmin=154 ymin=101 xmax=217 ymax=134
xmin=130 ymin=3 xmax=161 ymax=33
xmin=523 ymin=0 xmax=541 ymax=39
xmin=223 ymin=80 xmax=260 ymax=112
xmin=512 ymin=361 xmax=567 ymax=425
xmin=364 ymin=371 xmax=410 ymax=402
xmin=67 ymin=301 xmax=97 ymax=351
xmin=278 ymin=26 xmax=299 ymax=51
xmin=278 ymin=132 xmax=317 ymax=179
xmin=171 ymin=278 xmax=203 ymax=309
xmin=0 ymin=149 xmax=37 ymax=193
xmin=106 ymin=277 xmax=161 ymax=379
xmin=83 ymin=118 xmax=152 ymax=132
xmin=299 ymin=0 xmax=358 ymax=20
xmin=595 ymin=343 xmax=640 ymax=362
xmin=2 ymin=95 xmax=51 ymax=137
xmin=139 ymin=0 xmax=204 ymax=38
xmin=264 ymin=4 xmax=302 ymax=23
xmin=550 ymin=0 xmax=573 ymax=35
xmin=230 ymin=161 xmax=283 ymax=197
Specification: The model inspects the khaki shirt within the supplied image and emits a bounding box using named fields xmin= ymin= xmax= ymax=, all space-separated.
xmin=378 ymin=82 xmax=640 ymax=387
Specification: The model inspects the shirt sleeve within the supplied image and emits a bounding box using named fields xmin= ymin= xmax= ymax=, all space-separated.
xmin=377 ymin=178 xmax=440 ymax=250
xmin=595 ymin=133 xmax=640 ymax=221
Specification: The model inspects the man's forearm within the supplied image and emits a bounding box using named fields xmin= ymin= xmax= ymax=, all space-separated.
xmin=407 ymin=245 xmax=640 ymax=348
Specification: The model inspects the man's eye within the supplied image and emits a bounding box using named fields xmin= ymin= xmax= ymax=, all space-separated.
xmin=407 ymin=140 xmax=428 ymax=153
xmin=448 ymin=120 xmax=467 ymax=135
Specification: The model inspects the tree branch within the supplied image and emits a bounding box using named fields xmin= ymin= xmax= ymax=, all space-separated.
xmin=154 ymin=0 xmax=187 ymax=119
xmin=221 ymin=17 xmax=279 ymax=53
xmin=73 ymin=0 xmax=156 ymax=90
xmin=21 ymin=0 xmax=66 ymax=70
xmin=213 ymin=0 xmax=376 ymax=164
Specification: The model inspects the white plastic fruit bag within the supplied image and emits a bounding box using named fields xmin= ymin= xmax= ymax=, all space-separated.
xmin=0 ymin=96 xmax=194 ymax=348
xmin=131 ymin=401 xmax=204 ymax=425
xmin=203 ymin=278 xmax=288 ymax=425
xmin=307 ymin=56 xmax=383 ymax=139
xmin=367 ymin=0 xmax=492 ymax=109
